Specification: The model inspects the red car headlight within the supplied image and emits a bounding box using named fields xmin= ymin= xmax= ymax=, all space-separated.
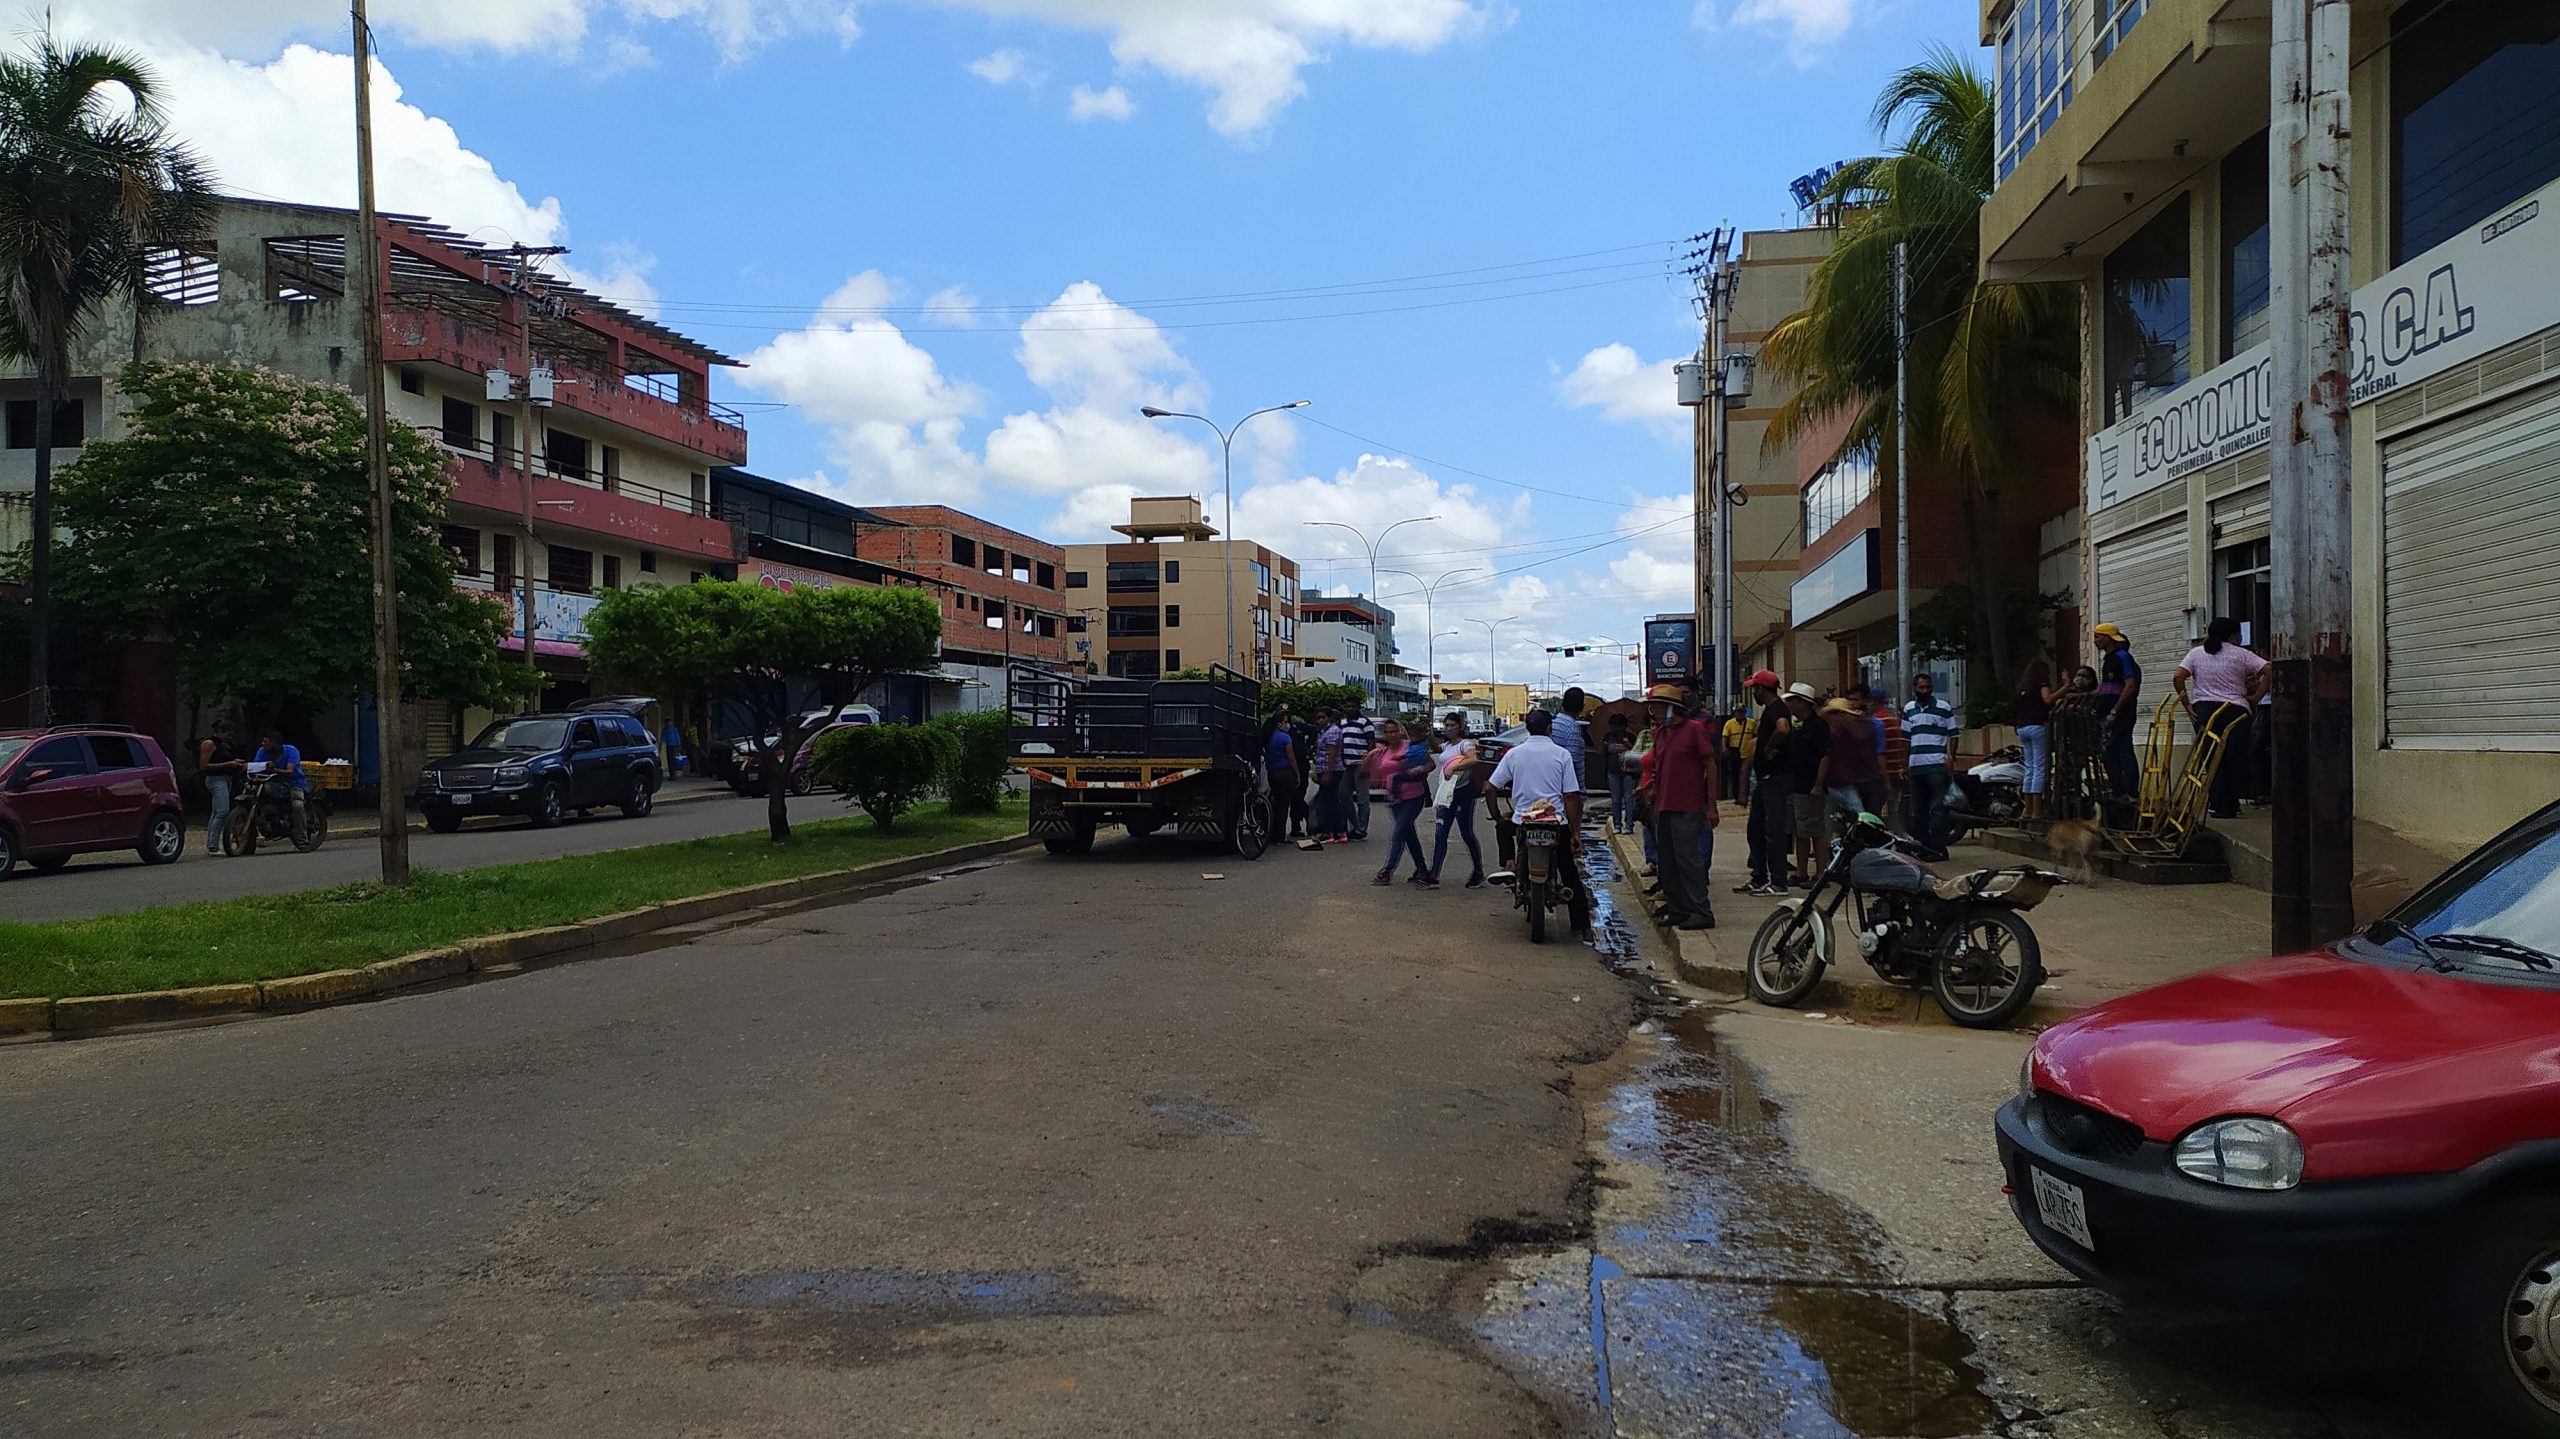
xmin=2172 ymin=1117 xmax=2303 ymax=1191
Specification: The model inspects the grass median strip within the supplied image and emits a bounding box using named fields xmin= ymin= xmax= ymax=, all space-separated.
xmin=0 ymin=805 xmax=1027 ymax=1000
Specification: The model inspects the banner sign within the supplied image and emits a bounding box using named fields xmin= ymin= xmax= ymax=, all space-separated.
xmin=1644 ymin=617 xmax=1696 ymax=687
xmin=2088 ymin=176 xmax=2560 ymax=513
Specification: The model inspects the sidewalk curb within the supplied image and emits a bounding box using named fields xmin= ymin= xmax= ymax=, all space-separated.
xmin=1603 ymin=829 xmax=2080 ymax=1032
xmin=10 ymin=833 xmax=1034 ymax=1041
xmin=322 ymin=782 xmax=736 ymax=841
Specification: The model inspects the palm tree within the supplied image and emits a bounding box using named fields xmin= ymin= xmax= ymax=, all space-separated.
xmin=1762 ymin=45 xmax=2078 ymax=687
xmin=0 ymin=34 xmax=216 ymax=723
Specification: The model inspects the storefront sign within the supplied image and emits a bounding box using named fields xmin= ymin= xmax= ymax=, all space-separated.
xmin=1644 ymin=617 xmax=1696 ymax=686
xmin=1791 ymin=529 xmax=1878 ymax=624
xmin=744 ymin=560 xmax=841 ymax=594
xmin=509 ymin=588 xmax=600 ymax=646
xmin=2088 ymin=175 xmax=2560 ymax=513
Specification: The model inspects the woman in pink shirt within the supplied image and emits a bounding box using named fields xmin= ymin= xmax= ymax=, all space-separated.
xmin=2174 ymin=617 xmax=2270 ymax=821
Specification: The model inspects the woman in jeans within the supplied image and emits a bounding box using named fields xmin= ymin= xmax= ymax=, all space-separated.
xmin=197 ymin=719 xmax=248 ymax=855
xmin=1428 ymin=715 xmax=1489 ymax=888
xmin=1368 ymin=720 xmax=1437 ymax=888
xmin=1602 ymin=714 xmax=1637 ymax=834
xmin=2013 ymin=657 xmax=2053 ymax=822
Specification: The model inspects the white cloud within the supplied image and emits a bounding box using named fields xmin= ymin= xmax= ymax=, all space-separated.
xmin=1067 ymin=83 xmax=1136 ymax=121
xmin=920 ymin=285 xmax=984 ymax=326
xmin=738 ymin=271 xmax=989 ymax=497
xmin=1046 ymin=482 xmax=1144 ymax=540
xmin=58 ymin=0 xmax=862 ymax=63
xmin=968 ymin=48 xmax=1030 ymax=84
xmin=927 ymin=0 xmax=1488 ymax=135
xmin=1692 ymin=0 xmax=1858 ymax=60
xmin=1560 ymin=342 xmax=1687 ymax=426
xmin=1606 ymin=493 xmax=1696 ymax=606
xmin=982 ymin=283 xmax=1212 ymax=496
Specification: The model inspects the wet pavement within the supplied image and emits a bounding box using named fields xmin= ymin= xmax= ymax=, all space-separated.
xmin=1473 ymin=828 xmax=2437 ymax=1439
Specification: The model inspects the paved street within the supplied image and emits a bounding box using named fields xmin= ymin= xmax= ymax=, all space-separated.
xmin=0 ymin=827 xmax=2443 ymax=1435
xmin=1 ymin=783 xmax=776 ymax=923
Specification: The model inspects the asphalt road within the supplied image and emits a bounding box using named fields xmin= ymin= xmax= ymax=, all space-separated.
xmin=0 ymin=830 xmax=1636 ymax=1437
xmin=1 ymin=783 xmax=782 ymax=923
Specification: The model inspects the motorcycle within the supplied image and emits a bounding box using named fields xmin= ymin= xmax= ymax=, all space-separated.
xmin=1744 ymin=810 xmax=2055 ymax=1028
xmin=1508 ymin=799 xmax=1591 ymax=944
xmin=1946 ymin=744 xmax=2028 ymax=843
xmin=220 ymin=768 xmax=329 ymax=855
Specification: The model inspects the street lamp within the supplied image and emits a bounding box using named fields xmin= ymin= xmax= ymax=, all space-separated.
xmin=1307 ymin=516 xmax=1440 ymax=616
xmin=1379 ymin=565 xmax=1483 ymax=711
xmin=1141 ymin=400 xmax=1309 ymax=673
xmin=1467 ymin=615 xmax=1523 ymax=720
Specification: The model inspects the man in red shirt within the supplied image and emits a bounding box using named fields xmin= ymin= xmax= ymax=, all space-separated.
xmin=1640 ymin=684 xmax=1722 ymax=931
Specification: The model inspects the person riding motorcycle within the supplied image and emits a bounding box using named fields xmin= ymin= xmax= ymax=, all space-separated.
xmin=250 ymin=730 xmax=310 ymax=849
xmin=1485 ymin=709 xmax=1580 ymax=873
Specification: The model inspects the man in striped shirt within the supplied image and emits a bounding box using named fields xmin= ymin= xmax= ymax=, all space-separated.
xmin=1337 ymin=698 xmax=1377 ymax=840
xmin=1902 ymin=672 xmax=1960 ymax=859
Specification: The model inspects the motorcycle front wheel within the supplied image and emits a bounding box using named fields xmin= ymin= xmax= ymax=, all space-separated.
xmin=1930 ymin=905 xmax=2046 ymax=1029
xmin=1745 ymin=899 xmax=1831 ymax=1007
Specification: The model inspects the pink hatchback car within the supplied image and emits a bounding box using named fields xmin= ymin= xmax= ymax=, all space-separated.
xmin=0 ymin=726 xmax=187 ymax=879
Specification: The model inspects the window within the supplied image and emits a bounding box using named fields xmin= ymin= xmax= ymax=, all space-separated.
xmin=603 ymin=555 xmax=623 ymax=590
xmin=2102 ymin=194 xmax=2191 ymax=424
xmin=1013 ymin=561 xmax=1031 ymax=583
xmin=87 ymin=734 xmax=144 ymax=770
xmin=2092 ymin=0 xmax=2144 ymax=65
xmin=1036 ymin=562 xmax=1056 ymax=589
xmin=142 ymin=246 xmax=218 ymax=305
xmin=494 ymin=534 xmax=517 ymax=586
xmin=1164 ymin=604 xmax=1181 ymax=628
xmin=953 ymin=534 xmax=977 ymax=566
xmin=1107 ymin=651 xmax=1161 ymax=680
xmin=640 ymin=550 xmax=657 ymax=574
xmin=1066 ymin=570 xmax=1089 ymax=589
xmin=2220 ymin=131 xmax=2272 ymax=359
xmin=1107 ymin=561 xmax=1160 ymax=591
xmin=986 ymin=610 xmax=1006 ymax=630
xmin=263 ymin=236 xmax=344 ymax=301
xmin=2216 ymin=537 xmax=2271 ymax=652
xmin=441 ymin=396 xmax=479 ymax=451
xmin=1036 ymin=615 xmax=1057 ymax=638
xmin=399 ymin=368 xmax=424 ymax=396
xmin=4 ymin=398 xmax=81 ymax=450
xmin=493 ymin=412 xmax=517 ymax=460
xmin=549 ymin=545 xmax=594 ymax=595
xmin=1164 ymin=649 xmax=1181 ymax=671
xmin=441 ymin=525 xmax=481 ymax=575
xmin=545 ymin=428 xmax=590 ymax=479
xmin=2392 ymin=1 xmax=2560 ymax=264
xmin=1108 ymin=608 xmax=1161 ymax=637
xmin=1995 ymin=0 xmax=2074 ymax=181
xmin=23 ymin=736 xmax=89 ymax=777
xmin=1252 ymin=560 xmax=1272 ymax=595
xmin=1163 ymin=559 xmax=1179 ymax=583
xmin=1801 ymin=443 xmax=1879 ymax=542
xmin=601 ymin=445 xmax=621 ymax=493
xmin=571 ymin=718 xmax=599 ymax=749
xmin=983 ymin=545 xmax=1007 ymax=575
xmin=1067 ymin=615 xmax=1089 ymax=633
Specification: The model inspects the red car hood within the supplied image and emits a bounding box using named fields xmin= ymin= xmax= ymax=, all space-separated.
xmin=2034 ymin=950 xmax=2560 ymax=1172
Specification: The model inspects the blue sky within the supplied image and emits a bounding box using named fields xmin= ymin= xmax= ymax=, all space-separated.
xmin=65 ymin=0 xmax=1970 ymax=688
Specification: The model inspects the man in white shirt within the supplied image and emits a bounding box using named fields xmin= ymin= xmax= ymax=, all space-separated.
xmin=1488 ymin=710 xmax=1582 ymax=836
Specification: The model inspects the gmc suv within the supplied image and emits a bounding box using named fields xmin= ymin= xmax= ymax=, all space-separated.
xmin=0 ymin=725 xmax=188 ymax=879
xmin=414 ymin=710 xmax=660 ymax=831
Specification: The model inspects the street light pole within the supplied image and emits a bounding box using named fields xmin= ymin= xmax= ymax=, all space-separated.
xmin=1467 ymin=615 xmax=1523 ymax=720
xmin=1307 ymin=516 xmax=1441 ymax=616
xmin=1141 ymin=400 xmax=1310 ymax=675
xmin=1379 ymin=565 xmax=1482 ymax=709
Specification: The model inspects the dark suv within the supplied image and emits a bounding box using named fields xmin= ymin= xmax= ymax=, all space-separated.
xmin=0 ymin=726 xmax=187 ymax=879
xmin=414 ymin=710 xmax=659 ymax=832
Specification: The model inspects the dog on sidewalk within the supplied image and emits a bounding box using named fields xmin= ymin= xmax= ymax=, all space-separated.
xmin=2046 ymin=818 xmax=2104 ymax=884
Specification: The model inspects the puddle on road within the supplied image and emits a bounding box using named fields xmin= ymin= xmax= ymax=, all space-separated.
xmin=1474 ymin=840 xmax=2007 ymax=1437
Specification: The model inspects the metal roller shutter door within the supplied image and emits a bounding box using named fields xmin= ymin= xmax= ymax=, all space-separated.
xmin=2383 ymin=380 xmax=2560 ymax=747
xmin=2094 ymin=520 xmax=2192 ymax=670
xmin=2211 ymin=488 xmax=2269 ymax=546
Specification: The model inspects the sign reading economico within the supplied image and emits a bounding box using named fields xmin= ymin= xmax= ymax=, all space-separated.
xmin=2088 ymin=177 xmax=2559 ymax=513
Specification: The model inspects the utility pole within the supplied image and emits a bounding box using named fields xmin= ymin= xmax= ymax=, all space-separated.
xmin=2268 ymin=0 xmax=2356 ymax=949
xmin=1679 ymin=228 xmax=1734 ymax=709
xmin=1893 ymin=240 xmax=1913 ymax=702
xmin=486 ymin=243 xmax=567 ymax=681
xmin=351 ymin=0 xmax=409 ymax=885
xmin=1710 ymin=263 xmax=1736 ymax=718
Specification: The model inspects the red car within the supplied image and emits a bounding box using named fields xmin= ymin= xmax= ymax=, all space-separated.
xmin=0 ymin=726 xmax=189 ymax=879
xmin=1999 ymin=798 xmax=2560 ymax=1433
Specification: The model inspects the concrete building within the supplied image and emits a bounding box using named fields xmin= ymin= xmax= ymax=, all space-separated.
xmin=1713 ymin=225 xmax=1830 ymax=687
xmin=1431 ymin=681 xmax=1533 ymax=727
xmin=1977 ymin=0 xmax=2560 ymax=851
xmin=855 ymin=506 xmax=1070 ymax=709
xmin=0 ymin=197 xmax=748 ymax=760
xmin=1061 ymin=496 xmax=1300 ymax=681
xmin=1296 ymin=591 xmax=1396 ymax=696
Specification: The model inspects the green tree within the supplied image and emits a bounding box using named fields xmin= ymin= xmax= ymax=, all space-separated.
xmin=810 ymin=721 xmax=959 ymax=831
xmin=1761 ymin=45 xmax=2079 ymax=686
xmin=1257 ymin=677 xmax=1370 ymax=722
xmin=54 ymin=362 xmax=534 ymax=721
xmin=584 ymin=580 xmax=942 ymax=842
xmin=0 ymin=34 xmax=217 ymax=724
xmin=931 ymin=709 xmax=1012 ymax=814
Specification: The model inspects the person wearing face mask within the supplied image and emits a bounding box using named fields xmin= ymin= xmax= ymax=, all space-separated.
xmin=1901 ymin=671 xmax=1960 ymax=860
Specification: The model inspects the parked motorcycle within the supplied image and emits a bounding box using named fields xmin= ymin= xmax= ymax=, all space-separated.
xmin=1946 ymin=744 xmax=2027 ymax=843
xmin=1744 ymin=811 xmax=2054 ymax=1028
xmin=220 ymin=768 xmax=329 ymax=855
xmin=1509 ymin=801 xmax=1591 ymax=944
